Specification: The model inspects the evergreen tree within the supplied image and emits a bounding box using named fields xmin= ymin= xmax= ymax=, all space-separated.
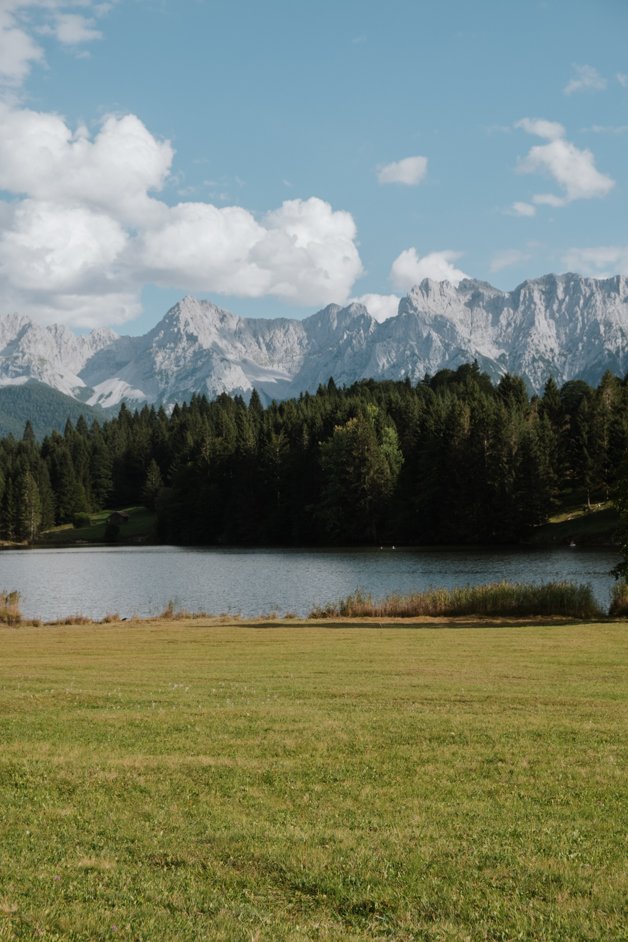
xmin=17 ymin=470 xmax=42 ymax=542
xmin=319 ymin=406 xmax=403 ymax=542
xmin=141 ymin=459 xmax=164 ymax=510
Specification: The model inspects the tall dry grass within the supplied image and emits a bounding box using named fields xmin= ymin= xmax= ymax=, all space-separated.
xmin=609 ymin=580 xmax=628 ymax=617
xmin=310 ymin=581 xmax=603 ymax=620
xmin=0 ymin=590 xmax=22 ymax=626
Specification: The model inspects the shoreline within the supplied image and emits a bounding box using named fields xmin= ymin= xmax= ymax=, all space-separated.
xmin=3 ymin=612 xmax=627 ymax=632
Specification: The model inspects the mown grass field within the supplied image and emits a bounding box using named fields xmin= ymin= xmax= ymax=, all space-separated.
xmin=0 ymin=619 xmax=626 ymax=941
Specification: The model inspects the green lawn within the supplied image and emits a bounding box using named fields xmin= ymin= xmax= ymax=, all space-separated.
xmin=0 ymin=620 xmax=626 ymax=941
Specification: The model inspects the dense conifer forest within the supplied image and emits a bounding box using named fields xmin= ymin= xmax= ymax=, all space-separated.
xmin=1 ymin=363 xmax=627 ymax=546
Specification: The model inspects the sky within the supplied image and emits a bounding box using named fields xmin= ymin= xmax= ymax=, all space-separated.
xmin=0 ymin=0 xmax=626 ymax=335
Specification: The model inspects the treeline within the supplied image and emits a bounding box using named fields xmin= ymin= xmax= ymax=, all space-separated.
xmin=1 ymin=363 xmax=627 ymax=545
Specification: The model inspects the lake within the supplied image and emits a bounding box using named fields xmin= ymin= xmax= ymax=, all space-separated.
xmin=0 ymin=545 xmax=621 ymax=621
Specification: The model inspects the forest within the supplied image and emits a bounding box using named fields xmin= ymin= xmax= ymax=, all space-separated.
xmin=1 ymin=363 xmax=627 ymax=547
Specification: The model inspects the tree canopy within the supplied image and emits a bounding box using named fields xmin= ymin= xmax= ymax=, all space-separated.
xmin=1 ymin=365 xmax=627 ymax=545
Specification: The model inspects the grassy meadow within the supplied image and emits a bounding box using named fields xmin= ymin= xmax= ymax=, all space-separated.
xmin=39 ymin=506 xmax=156 ymax=546
xmin=0 ymin=619 xmax=626 ymax=941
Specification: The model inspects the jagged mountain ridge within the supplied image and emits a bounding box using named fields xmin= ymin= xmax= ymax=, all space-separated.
xmin=1 ymin=273 xmax=627 ymax=408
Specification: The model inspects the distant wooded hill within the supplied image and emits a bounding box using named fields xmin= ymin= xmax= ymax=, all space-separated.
xmin=0 ymin=382 xmax=104 ymax=439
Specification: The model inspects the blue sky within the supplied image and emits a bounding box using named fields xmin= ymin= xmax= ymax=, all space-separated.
xmin=0 ymin=0 xmax=626 ymax=333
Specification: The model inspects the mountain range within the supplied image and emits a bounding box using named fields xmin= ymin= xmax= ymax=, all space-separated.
xmin=1 ymin=273 xmax=627 ymax=415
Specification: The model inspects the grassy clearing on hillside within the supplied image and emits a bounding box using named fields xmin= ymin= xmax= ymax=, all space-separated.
xmin=0 ymin=620 xmax=626 ymax=941
xmin=529 ymin=502 xmax=618 ymax=546
xmin=39 ymin=506 xmax=156 ymax=545
xmin=310 ymin=581 xmax=603 ymax=620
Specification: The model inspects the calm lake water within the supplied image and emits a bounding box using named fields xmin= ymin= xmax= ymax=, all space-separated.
xmin=0 ymin=545 xmax=621 ymax=621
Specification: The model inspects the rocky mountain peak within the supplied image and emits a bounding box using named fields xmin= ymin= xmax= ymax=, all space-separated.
xmin=0 ymin=272 xmax=627 ymax=408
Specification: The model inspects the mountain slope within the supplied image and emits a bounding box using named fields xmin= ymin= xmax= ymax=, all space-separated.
xmin=0 ymin=273 xmax=627 ymax=408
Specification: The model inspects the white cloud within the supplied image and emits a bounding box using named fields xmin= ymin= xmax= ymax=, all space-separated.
xmin=617 ymin=72 xmax=628 ymax=88
xmin=0 ymin=103 xmax=364 ymax=325
xmin=510 ymin=201 xmax=536 ymax=217
xmin=377 ymin=155 xmax=428 ymax=186
xmin=0 ymin=2 xmax=107 ymax=88
xmin=0 ymin=5 xmax=364 ymax=325
xmin=489 ymin=249 xmax=531 ymax=273
xmin=515 ymin=117 xmax=614 ymax=208
xmin=390 ymin=248 xmax=467 ymax=292
xmin=562 ymin=245 xmax=628 ymax=278
xmin=0 ymin=105 xmax=173 ymax=225
xmin=0 ymin=8 xmax=44 ymax=84
xmin=351 ymin=293 xmax=400 ymax=322
xmin=516 ymin=118 xmax=564 ymax=141
xmin=0 ymin=199 xmax=127 ymax=293
xmin=40 ymin=12 xmax=103 ymax=45
xmin=564 ymin=64 xmax=607 ymax=95
xmin=135 ymin=197 xmax=363 ymax=305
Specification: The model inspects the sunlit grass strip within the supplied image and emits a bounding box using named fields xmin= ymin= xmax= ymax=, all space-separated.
xmin=310 ymin=581 xmax=604 ymax=619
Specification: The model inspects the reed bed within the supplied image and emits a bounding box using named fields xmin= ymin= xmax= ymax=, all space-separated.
xmin=310 ymin=581 xmax=604 ymax=620
xmin=0 ymin=590 xmax=21 ymax=626
xmin=0 ymin=580 xmax=612 ymax=627
xmin=609 ymin=580 xmax=628 ymax=616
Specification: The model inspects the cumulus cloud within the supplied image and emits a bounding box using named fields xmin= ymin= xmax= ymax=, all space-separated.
xmin=515 ymin=117 xmax=614 ymax=209
xmin=564 ymin=64 xmax=607 ymax=95
xmin=489 ymin=249 xmax=531 ymax=273
xmin=377 ymin=155 xmax=428 ymax=186
xmin=135 ymin=196 xmax=363 ymax=305
xmin=0 ymin=199 xmax=127 ymax=293
xmin=351 ymin=293 xmax=400 ymax=322
xmin=0 ymin=105 xmax=173 ymax=225
xmin=0 ymin=103 xmax=364 ymax=325
xmin=0 ymin=5 xmax=365 ymax=325
xmin=617 ymin=72 xmax=628 ymax=88
xmin=562 ymin=245 xmax=628 ymax=278
xmin=390 ymin=248 xmax=467 ymax=292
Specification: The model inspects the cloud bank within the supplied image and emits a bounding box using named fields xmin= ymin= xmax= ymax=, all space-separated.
xmin=0 ymin=104 xmax=364 ymax=326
